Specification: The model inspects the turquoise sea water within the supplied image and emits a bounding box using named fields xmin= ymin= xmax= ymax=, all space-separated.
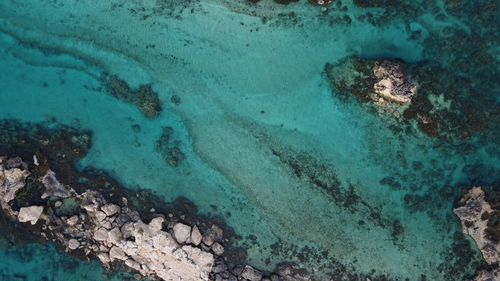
xmin=0 ymin=0 xmax=499 ymax=280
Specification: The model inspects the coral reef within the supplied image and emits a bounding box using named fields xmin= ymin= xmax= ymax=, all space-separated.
xmin=454 ymin=187 xmax=500 ymax=281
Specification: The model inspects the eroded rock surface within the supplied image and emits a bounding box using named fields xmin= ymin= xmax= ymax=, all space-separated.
xmin=454 ymin=187 xmax=500 ymax=281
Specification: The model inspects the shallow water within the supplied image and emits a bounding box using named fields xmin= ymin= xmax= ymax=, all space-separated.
xmin=0 ymin=0 xmax=499 ymax=280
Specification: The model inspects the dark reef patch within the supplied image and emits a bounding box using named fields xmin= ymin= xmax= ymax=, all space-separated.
xmin=101 ymin=74 xmax=162 ymax=118
xmin=269 ymin=147 xmax=388 ymax=229
xmin=155 ymin=126 xmax=185 ymax=167
xmin=324 ymin=57 xmax=500 ymax=142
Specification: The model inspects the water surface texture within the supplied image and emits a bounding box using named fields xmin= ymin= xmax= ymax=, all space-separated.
xmin=0 ymin=0 xmax=499 ymax=281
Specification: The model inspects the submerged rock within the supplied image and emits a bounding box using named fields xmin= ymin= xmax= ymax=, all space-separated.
xmin=155 ymin=126 xmax=186 ymax=167
xmin=101 ymin=74 xmax=162 ymax=118
xmin=325 ymin=57 xmax=498 ymax=139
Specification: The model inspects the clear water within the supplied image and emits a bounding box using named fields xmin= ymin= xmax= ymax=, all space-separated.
xmin=0 ymin=0 xmax=498 ymax=280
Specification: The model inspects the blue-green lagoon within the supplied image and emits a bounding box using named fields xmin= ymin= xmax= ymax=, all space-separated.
xmin=0 ymin=0 xmax=498 ymax=281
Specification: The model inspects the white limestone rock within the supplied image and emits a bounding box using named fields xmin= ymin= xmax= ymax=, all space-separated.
xmin=101 ymin=203 xmax=120 ymax=217
xmin=453 ymin=187 xmax=500 ymax=281
xmin=1 ymin=166 xmax=29 ymax=204
xmin=95 ymin=211 xmax=107 ymax=222
xmin=97 ymin=252 xmax=111 ymax=266
xmin=109 ymin=227 xmax=122 ymax=243
xmin=149 ymin=217 xmax=164 ymax=231
xmin=18 ymin=206 xmax=44 ymax=225
xmin=191 ymin=225 xmax=202 ymax=246
xmin=93 ymin=228 xmax=109 ymax=241
xmin=41 ymin=170 xmax=72 ymax=199
xmin=453 ymin=187 xmax=500 ymax=265
xmin=66 ymin=215 xmax=79 ymax=226
xmin=68 ymin=239 xmax=80 ymax=250
xmin=173 ymin=222 xmax=191 ymax=244
xmin=109 ymin=246 xmax=127 ymax=261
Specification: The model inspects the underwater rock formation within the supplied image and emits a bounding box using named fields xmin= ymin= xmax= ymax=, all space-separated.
xmin=155 ymin=126 xmax=185 ymax=167
xmin=454 ymin=187 xmax=499 ymax=281
xmin=101 ymin=74 xmax=162 ymax=118
xmin=325 ymin=57 xmax=499 ymax=139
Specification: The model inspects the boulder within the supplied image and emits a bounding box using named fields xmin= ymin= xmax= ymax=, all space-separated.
xmin=241 ymin=265 xmax=263 ymax=281
xmin=173 ymin=222 xmax=191 ymax=244
xmin=109 ymin=246 xmax=127 ymax=261
xmin=66 ymin=215 xmax=79 ymax=226
xmin=149 ymin=217 xmax=164 ymax=231
xmin=211 ymin=242 xmax=224 ymax=256
xmin=18 ymin=206 xmax=44 ymax=225
xmin=101 ymin=203 xmax=120 ymax=216
xmin=109 ymin=227 xmax=122 ymax=243
xmin=41 ymin=170 xmax=72 ymax=199
xmin=97 ymin=252 xmax=111 ymax=265
xmin=1 ymin=167 xmax=29 ymax=203
xmin=68 ymin=239 xmax=80 ymax=250
xmin=93 ymin=228 xmax=109 ymax=241
xmin=191 ymin=225 xmax=202 ymax=246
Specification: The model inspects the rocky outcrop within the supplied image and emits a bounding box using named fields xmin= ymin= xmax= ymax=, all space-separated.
xmin=0 ymin=157 xmax=29 ymax=203
xmin=454 ymin=187 xmax=499 ymax=281
xmin=325 ymin=58 xmax=416 ymax=105
xmin=325 ymin=58 xmax=417 ymax=121
xmin=372 ymin=60 xmax=416 ymax=104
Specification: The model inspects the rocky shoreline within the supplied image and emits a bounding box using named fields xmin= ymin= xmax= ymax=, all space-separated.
xmin=454 ymin=187 xmax=500 ymax=281
xmin=0 ymin=155 xmax=308 ymax=281
xmin=0 ymin=119 xmax=321 ymax=281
